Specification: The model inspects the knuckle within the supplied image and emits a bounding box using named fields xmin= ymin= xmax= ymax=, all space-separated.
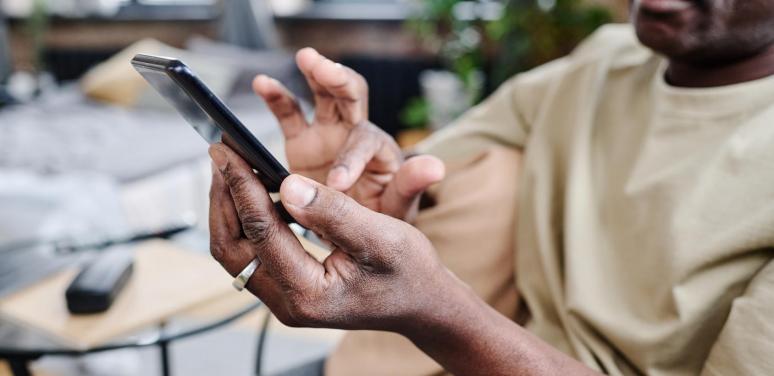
xmin=360 ymin=122 xmax=390 ymax=148
xmin=276 ymin=97 xmax=302 ymax=118
xmin=354 ymin=120 xmax=375 ymax=134
xmin=377 ymin=222 xmax=415 ymax=257
xmin=381 ymin=222 xmax=407 ymax=247
xmin=209 ymin=238 xmax=230 ymax=263
xmin=325 ymin=196 xmax=353 ymax=224
xmin=222 ymin=166 xmax=250 ymax=194
xmin=241 ymin=214 xmax=278 ymax=246
xmin=344 ymin=125 xmax=378 ymax=154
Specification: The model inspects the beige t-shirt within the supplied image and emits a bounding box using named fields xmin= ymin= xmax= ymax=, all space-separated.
xmin=418 ymin=24 xmax=774 ymax=376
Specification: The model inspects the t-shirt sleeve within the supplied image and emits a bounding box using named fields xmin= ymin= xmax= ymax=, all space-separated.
xmin=414 ymin=56 xmax=570 ymax=162
xmin=700 ymin=260 xmax=774 ymax=375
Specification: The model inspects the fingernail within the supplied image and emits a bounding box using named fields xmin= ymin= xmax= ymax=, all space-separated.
xmin=209 ymin=146 xmax=227 ymax=172
xmin=285 ymin=175 xmax=316 ymax=207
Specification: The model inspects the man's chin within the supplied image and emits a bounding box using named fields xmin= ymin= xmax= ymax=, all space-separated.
xmin=631 ymin=0 xmax=705 ymax=56
xmin=633 ymin=10 xmax=699 ymax=59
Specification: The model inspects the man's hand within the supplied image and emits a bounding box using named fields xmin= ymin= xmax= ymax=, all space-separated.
xmin=253 ymin=48 xmax=444 ymax=221
xmin=208 ymin=143 xmax=451 ymax=331
xmin=208 ymin=143 xmax=599 ymax=376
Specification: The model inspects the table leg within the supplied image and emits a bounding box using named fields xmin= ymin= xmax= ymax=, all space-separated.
xmin=159 ymin=341 xmax=170 ymax=376
xmin=7 ymin=359 xmax=31 ymax=376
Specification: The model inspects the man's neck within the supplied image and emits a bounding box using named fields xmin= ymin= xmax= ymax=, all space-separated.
xmin=666 ymin=45 xmax=774 ymax=88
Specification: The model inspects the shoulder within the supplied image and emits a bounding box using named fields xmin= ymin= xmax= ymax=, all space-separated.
xmin=568 ymin=23 xmax=654 ymax=70
xmin=511 ymin=24 xmax=655 ymax=90
xmin=496 ymin=24 xmax=659 ymax=128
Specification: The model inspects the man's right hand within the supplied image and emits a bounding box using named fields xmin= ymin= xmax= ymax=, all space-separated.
xmin=252 ymin=48 xmax=444 ymax=221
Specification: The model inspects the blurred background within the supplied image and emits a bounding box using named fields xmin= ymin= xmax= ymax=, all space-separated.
xmin=0 ymin=1 xmax=626 ymax=375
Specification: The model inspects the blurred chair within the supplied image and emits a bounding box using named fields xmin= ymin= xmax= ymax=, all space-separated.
xmin=219 ymin=0 xmax=279 ymax=50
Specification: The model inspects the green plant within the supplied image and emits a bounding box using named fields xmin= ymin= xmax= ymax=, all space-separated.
xmin=405 ymin=0 xmax=489 ymax=102
xmin=401 ymin=0 xmax=611 ymax=129
xmin=25 ymin=0 xmax=49 ymax=73
xmin=400 ymin=96 xmax=431 ymax=130
xmin=487 ymin=0 xmax=611 ymax=85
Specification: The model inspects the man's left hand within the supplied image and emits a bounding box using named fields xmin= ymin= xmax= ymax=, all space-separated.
xmin=208 ymin=142 xmax=458 ymax=332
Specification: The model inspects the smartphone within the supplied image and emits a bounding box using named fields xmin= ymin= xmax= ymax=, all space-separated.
xmin=131 ymin=54 xmax=294 ymax=223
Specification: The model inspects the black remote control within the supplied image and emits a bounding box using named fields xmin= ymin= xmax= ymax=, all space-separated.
xmin=65 ymin=247 xmax=134 ymax=314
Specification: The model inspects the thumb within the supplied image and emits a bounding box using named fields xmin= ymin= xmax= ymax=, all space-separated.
xmin=381 ymin=155 xmax=445 ymax=220
xmin=280 ymin=174 xmax=399 ymax=258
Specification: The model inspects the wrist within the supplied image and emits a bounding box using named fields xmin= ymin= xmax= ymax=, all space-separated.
xmin=386 ymin=264 xmax=599 ymax=375
xmin=397 ymin=267 xmax=484 ymax=343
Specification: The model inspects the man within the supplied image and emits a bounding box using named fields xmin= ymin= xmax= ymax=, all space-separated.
xmin=208 ymin=0 xmax=774 ymax=374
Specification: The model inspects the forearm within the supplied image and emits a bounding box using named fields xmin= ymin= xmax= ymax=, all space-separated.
xmin=402 ymin=276 xmax=600 ymax=376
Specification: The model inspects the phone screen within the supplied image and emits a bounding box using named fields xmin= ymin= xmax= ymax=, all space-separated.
xmin=132 ymin=54 xmax=295 ymax=223
xmin=134 ymin=63 xmax=223 ymax=143
xmin=131 ymin=54 xmax=289 ymax=192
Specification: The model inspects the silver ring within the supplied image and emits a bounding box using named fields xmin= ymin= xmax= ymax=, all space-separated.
xmin=232 ymin=257 xmax=261 ymax=291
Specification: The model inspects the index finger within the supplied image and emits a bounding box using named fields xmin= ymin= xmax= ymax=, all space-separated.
xmin=209 ymin=143 xmax=323 ymax=282
xmin=209 ymin=161 xmax=242 ymax=261
xmin=326 ymin=122 xmax=401 ymax=191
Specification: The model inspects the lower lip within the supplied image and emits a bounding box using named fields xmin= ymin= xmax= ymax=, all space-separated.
xmin=637 ymin=0 xmax=694 ymax=13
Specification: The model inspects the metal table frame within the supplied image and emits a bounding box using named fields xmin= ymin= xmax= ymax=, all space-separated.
xmin=0 ymin=301 xmax=262 ymax=376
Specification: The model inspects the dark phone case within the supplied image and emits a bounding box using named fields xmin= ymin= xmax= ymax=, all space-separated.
xmin=131 ymin=54 xmax=295 ymax=223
